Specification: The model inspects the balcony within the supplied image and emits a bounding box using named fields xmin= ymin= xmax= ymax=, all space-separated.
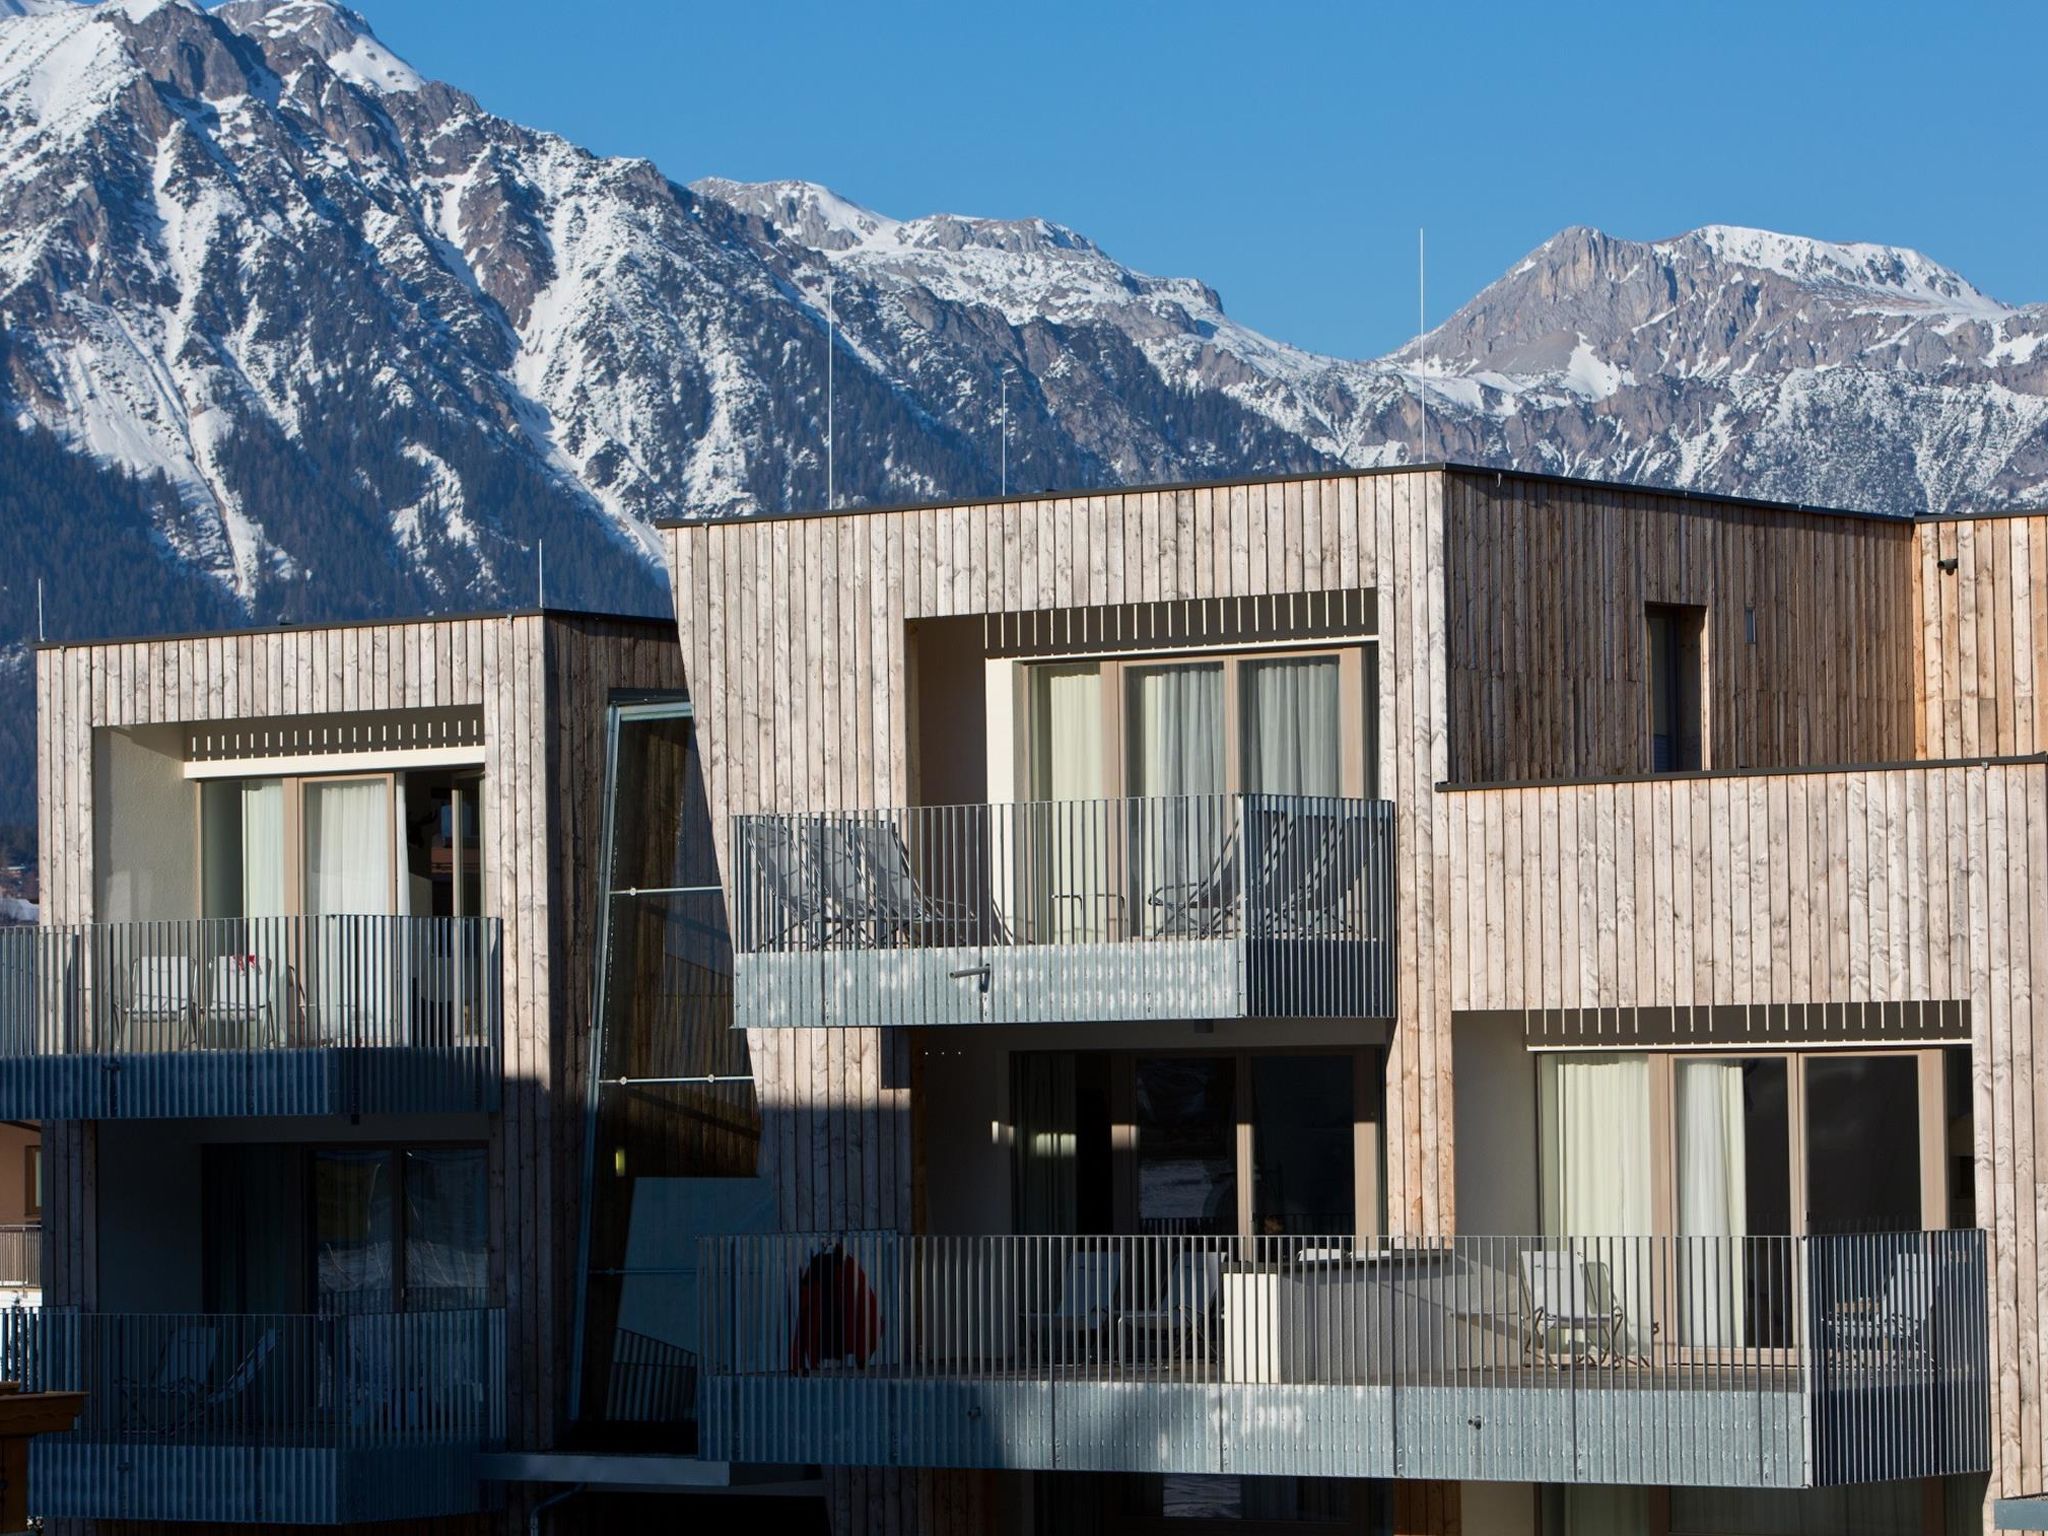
xmin=0 ymin=1224 xmax=39 ymax=1289
xmin=698 ymin=1230 xmax=1988 ymax=1488
xmin=4 ymin=1307 xmax=504 ymax=1524
xmin=0 ymin=917 xmax=502 ymax=1118
xmin=732 ymin=795 xmax=1396 ymax=1028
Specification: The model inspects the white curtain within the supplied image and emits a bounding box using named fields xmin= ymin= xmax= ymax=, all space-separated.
xmin=1127 ymin=664 xmax=1224 ymax=798
xmin=1677 ymin=1060 xmax=1748 ymax=1346
xmin=1030 ymin=667 xmax=1104 ymax=940
xmin=305 ymin=780 xmax=394 ymax=1042
xmin=305 ymin=780 xmax=392 ymax=915
xmin=239 ymin=780 xmax=286 ymax=917
xmin=1031 ymin=665 xmax=1102 ymax=801
xmin=1540 ymin=1054 xmax=1653 ymax=1355
xmin=1541 ymin=1054 xmax=1652 ymax=1234
xmin=1242 ymin=657 xmax=1341 ymax=796
xmin=1128 ymin=665 xmax=1226 ymax=933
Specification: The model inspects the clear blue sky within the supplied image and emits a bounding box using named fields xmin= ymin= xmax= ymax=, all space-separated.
xmin=357 ymin=0 xmax=2045 ymax=359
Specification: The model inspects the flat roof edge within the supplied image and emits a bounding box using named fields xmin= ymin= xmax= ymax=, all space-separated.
xmin=649 ymin=460 xmax=2024 ymax=532
xmin=33 ymin=604 xmax=677 ymax=656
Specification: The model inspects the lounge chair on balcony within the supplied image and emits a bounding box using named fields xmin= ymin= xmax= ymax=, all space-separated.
xmin=1025 ymin=1251 xmax=1122 ymax=1370
xmin=1120 ymin=1251 xmax=1222 ymax=1364
xmin=829 ymin=820 xmax=986 ymax=949
xmin=183 ymin=1328 xmax=277 ymax=1435
xmin=118 ymin=956 xmax=197 ymax=1051
xmin=1142 ymin=806 xmax=1241 ymax=938
xmin=1826 ymin=1250 xmax=1936 ymax=1362
xmin=119 ymin=1324 xmax=219 ymax=1435
xmin=1519 ymin=1250 xmax=1643 ymax=1367
xmin=1252 ymin=807 xmax=1375 ymax=939
xmin=739 ymin=817 xmax=825 ymax=951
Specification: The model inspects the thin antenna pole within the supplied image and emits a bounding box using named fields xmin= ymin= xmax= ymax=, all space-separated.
xmin=1000 ymin=368 xmax=1009 ymax=498
xmin=1417 ymin=227 xmax=1427 ymax=463
xmin=826 ymin=267 xmax=835 ymax=509
xmin=36 ymin=580 xmax=44 ymax=643
xmin=538 ymin=541 xmax=546 ymax=609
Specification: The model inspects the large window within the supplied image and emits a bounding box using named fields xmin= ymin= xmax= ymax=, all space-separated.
xmin=1022 ymin=647 xmax=1376 ymax=803
xmin=200 ymin=769 xmax=485 ymax=919
xmin=205 ymin=1142 xmax=488 ymax=1315
xmin=1012 ymin=1048 xmax=1381 ymax=1239
xmin=1541 ymin=1047 xmax=1950 ymax=1240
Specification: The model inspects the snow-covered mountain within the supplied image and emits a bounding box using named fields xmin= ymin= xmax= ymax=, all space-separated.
xmin=0 ymin=0 xmax=2045 ymax=819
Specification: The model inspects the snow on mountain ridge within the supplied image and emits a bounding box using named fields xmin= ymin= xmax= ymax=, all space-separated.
xmin=1673 ymin=225 xmax=2010 ymax=319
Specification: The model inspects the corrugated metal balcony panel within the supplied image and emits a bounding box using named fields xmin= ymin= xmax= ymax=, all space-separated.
xmin=6 ymin=1307 xmax=506 ymax=1525
xmin=697 ymin=1231 xmax=1990 ymax=1488
xmin=31 ymin=1442 xmax=499 ymax=1524
xmin=731 ymin=795 xmax=1396 ymax=1028
xmin=0 ymin=916 xmax=502 ymax=1119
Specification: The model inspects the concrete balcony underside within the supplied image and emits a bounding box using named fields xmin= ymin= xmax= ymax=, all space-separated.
xmin=702 ymin=1368 xmax=1973 ymax=1488
xmin=33 ymin=1440 xmax=497 ymax=1525
xmin=0 ymin=1044 xmax=500 ymax=1119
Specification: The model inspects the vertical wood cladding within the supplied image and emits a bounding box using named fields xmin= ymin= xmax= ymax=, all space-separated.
xmin=666 ymin=471 xmax=1456 ymax=1238
xmin=1443 ymin=473 xmax=1919 ymax=783
xmin=32 ymin=611 xmax=682 ymax=1459
xmin=1918 ymin=515 xmax=2048 ymax=759
xmin=1447 ymin=762 xmax=2048 ymax=1503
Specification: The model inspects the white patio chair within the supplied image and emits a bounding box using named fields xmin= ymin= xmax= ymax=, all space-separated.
xmin=202 ymin=954 xmax=281 ymax=1048
xmin=1120 ymin=1252 xmax=1222 ymax=1365
xmin=120 ymin=956 xmax=195 ymax=1051
xmin=1520 ymin=1249 xmax=1640 ymax=1367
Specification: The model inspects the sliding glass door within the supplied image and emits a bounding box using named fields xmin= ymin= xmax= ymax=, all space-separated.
xmin=1540 ymin=1047 xmax=1953 ymax=1352
xmin=1012 ymin=1047 xmax=1382 ymax=1240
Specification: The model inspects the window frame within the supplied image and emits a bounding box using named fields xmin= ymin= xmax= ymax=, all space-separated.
xmin=1539 ymin=1044 xmax=1951 ymax=1241
xmin=1019 ymin=642 xmax=1376 ymax=804
xmin=1010 ymin=1044 xmax=1385 ymax=1242
xmin=304 ymin=1140 xmax=492 ymax=1315
xmin=1645 ymin=602 xmax=1708 ymax=773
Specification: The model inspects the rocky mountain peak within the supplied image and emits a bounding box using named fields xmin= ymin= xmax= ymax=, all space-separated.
xmin=0 ymin=0 xmax=2043 ymax=834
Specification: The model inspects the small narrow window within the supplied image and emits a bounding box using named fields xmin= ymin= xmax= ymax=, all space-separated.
xmin=1647 ymin=604 xmax=1705 ymax=772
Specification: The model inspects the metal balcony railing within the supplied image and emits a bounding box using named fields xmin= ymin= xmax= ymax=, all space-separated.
xmin=0 ymin=1225 xmax=38 ymax=1289
xmin=731 ymin=795 xmax=1396 ymax=1026
xmin=0 ymin=916 xmax=503 ymax=1117
xmin=0 ymin=1305 xmax=506 ymax=1523
xmin=0 ymin=1305 xmax=505 ymax=1447
xmin=698 ymin=1230 xmax=1989 ymax=1488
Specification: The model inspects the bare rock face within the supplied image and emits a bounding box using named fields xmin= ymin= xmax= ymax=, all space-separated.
xmin=0 ymin=0 xmax=2044 ymax=682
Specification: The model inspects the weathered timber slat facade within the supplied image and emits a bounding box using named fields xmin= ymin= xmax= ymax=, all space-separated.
xmin=33 ymin=610 xmax=682 ymax=1478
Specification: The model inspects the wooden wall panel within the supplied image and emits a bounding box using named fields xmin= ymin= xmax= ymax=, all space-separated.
xmin=665 ymin=469 xmax=1453 ymax=1236
xmin=1443 ymin=473 xmax=1920 ymax=784
xmin=30 ymin=611 xmax=683 ymax=1461
xmin=1446 ymin=761 xmax=2047 ymax=1508
xmin=1918 ymin=516 xmax=2048 ymax=759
